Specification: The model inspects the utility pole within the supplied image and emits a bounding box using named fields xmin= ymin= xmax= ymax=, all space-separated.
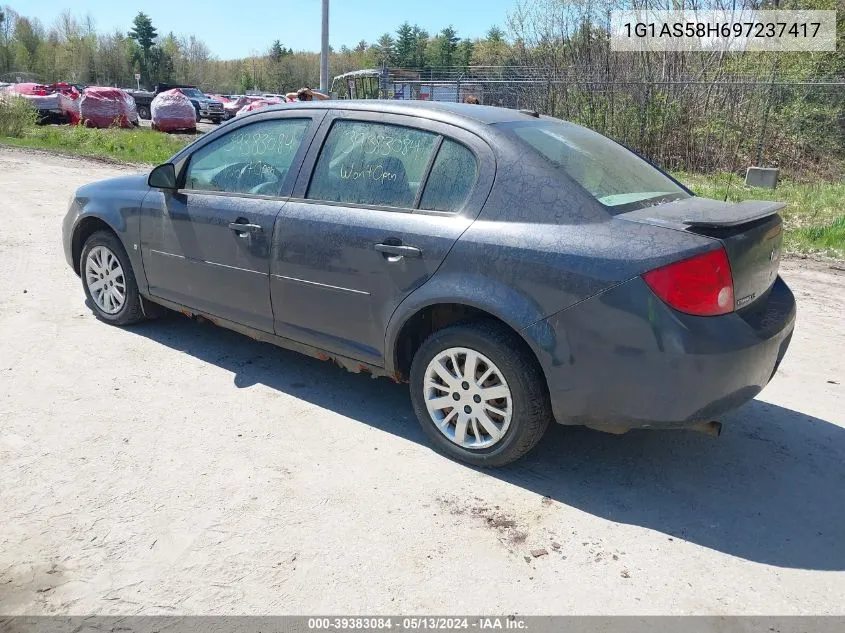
xmin=320 ymin=0 xmax=329 ymax=92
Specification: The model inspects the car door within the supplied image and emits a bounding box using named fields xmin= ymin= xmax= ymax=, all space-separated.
xmin=140 ymin=110 xmax=324 ymax=332
xmin=270 ymin=110 xmax=495 ymax=365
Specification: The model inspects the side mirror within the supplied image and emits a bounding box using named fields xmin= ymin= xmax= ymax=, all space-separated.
xmin=148 ymin=163 xmax=177 ymax=190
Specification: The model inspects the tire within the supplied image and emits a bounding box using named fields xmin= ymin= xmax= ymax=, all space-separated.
xmin=137 ymin=105 xmax=151 ymax=120
xmin=409 ymin=321 xmax=551 ymax=467
xmin=211 ymin=118 xmax=222 ymax=125
xmin=80 ymin=230 xmax=146 ymax=326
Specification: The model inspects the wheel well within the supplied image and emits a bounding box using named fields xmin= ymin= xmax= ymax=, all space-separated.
xmin=393 ymin=303 xmax=535 ymax=381
xmin=71 ymin=217 xmax=114 ymax=274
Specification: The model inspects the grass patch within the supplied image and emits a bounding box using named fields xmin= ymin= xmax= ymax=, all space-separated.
xmin=0 ymin=124 xmax=190 ymax=165
xmin=676 ymin=172 xmax=845 ymax=259
xmin=791 ymin=215 xmax=845 ymax=255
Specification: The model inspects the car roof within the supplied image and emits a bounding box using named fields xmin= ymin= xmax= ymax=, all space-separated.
xmin=254 ymin=99 xmax=537 ymax=128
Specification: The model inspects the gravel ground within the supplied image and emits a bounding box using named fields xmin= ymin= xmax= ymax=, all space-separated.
xmin=1 ymin=148 xmax=843 ymax=615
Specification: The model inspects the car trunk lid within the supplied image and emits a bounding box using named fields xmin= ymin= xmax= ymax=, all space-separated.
xmin=619 ymin=197 xmax=784 ymax=311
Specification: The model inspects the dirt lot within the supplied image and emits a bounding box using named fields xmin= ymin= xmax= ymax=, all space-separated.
xmin=1 ymin=148 xmax=843 ymax=615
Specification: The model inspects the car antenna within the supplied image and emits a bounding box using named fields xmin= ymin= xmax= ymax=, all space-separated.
xmin=723 ymin=170 xmax=735 ymax=203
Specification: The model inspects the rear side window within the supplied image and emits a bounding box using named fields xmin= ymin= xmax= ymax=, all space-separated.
xmin=498 ymin=119 xmax=689 ymax=213
xmin=420 ymin=139 xmax=478 ymax=213
xmin=307 ymin=120 xmax=438 ymax=208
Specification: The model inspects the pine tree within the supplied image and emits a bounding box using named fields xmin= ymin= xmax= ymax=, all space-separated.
xmin=127 ymin=12 xmax=157 ymax=82
xmin=486 ymin=26 xmax=505 ymax=43
xmin=376 ymin=33 xmax=395 ymax=66
xmin=456 ymin=39 xmax=473 ymax=70
xmin=412 ymin=27 xmax=429 ymax=68
xmin=428 ymin=26 xmax=458 ymax=68
xmin=395 ymin=22 xmax=415 ymax=67
xmin=270 ymin=40 xmax=285 ymax=62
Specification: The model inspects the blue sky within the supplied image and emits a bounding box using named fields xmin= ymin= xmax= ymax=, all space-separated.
xmin=16 ymin=0 xmax=518 ymax=59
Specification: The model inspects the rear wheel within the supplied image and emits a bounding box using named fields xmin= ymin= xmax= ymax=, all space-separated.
xmin=80 ymin=231 xmax=145 ymax=326
xmin=137 ymin=105 xmax=151 ymax=120
xmin=409 ymin=321 xmax=551 ymax=467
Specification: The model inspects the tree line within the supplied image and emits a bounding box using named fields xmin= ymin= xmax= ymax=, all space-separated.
xmin=0 ymin=6 xmax=513 ymax=93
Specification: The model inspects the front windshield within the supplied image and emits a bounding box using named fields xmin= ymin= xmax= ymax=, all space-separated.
xmin=180 ymin=88 xmax=205 ymax=99
xmin=498 ymin=119 xmax=689 ymax=213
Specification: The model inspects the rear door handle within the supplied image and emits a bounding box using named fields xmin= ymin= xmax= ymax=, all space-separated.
xmin=375 ymin=243 xmax=422 ymax=258
xmin=228 ymin=222 xmax=263 ymax=235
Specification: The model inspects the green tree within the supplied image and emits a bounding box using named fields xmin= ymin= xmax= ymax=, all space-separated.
xmin=486 ymin=26 xmax=505 ymax=43
xmin=0 ymin=8 xmax=8 ymax=73
xmin=395 ymin=22 xmax=415 ymax=67
xmin=375 ymin=32 xmax=395 ymax=66
xmin=412 ymin=26 xmax=429 ymax=68
xmin=456 ymin=39 xmax=473 ymax=69
xmin=13 ymin=17 xmax=44 ymax=75
xmin=270 ymin=39 xmax=286 ymax=62
xmin=127 ymin=12 xmax=157 ymax=83
xmin=427 ymin=26 xmax=458 ymax=68
xmin=474 ymin=26 xmax=510 ymax=66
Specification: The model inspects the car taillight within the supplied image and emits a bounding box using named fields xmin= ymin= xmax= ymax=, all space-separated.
xmin=642 ymin=248 xmax=734 ymax=316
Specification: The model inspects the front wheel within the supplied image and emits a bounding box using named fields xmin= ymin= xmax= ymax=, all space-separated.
xmin=137 ymin=105 xmax=151 ymax=120
xmin=409 ymin=321 xmax=551 ymax=467
xmin=80 ymin=231 xmax=146 ymax=326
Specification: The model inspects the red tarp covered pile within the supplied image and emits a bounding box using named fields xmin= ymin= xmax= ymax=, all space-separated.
xmin=236 ymin=97 xmax=284 ymax=117
xmin=151 ymin=89 xmax=196 ymax=132
xmin=53 ymin=83 xmax=81 ymax=124
xmin=2 ymin=83 xmax=83 ymax=123
xmin=79 ymin=87 xmax=137 ymax=128
xmin=3 ymin=83 xmax=62 ymax=111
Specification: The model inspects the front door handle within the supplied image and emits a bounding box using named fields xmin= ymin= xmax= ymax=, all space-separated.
xmin=229 ymin=222 xmax=263 ymax=235
xmin=375 ymin=243 xmax=422 ymax=258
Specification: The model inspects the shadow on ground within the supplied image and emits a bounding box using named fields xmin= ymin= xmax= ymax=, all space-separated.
xmin=129 ymin=312 xmax=845 ymax=571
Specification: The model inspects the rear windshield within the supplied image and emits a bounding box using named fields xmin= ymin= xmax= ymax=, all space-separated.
xmin=497 ymin=119 xmax=690 ymax=213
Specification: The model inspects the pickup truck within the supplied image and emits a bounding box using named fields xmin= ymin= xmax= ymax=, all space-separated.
xmin=131 ymin=84 xmax=225 ymax=124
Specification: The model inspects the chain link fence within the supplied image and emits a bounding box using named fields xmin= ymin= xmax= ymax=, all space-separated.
xmin=359 ymin=66 xmax=844 ymax=179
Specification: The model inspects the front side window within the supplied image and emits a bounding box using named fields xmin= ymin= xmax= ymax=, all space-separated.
xmin=420 ymin=139 xmax=478 ymax=213
xmin=184 ymin=118 xmax=310 ymax=196
xmin=307 ymin=120 xmax=439 ymax=208
xmin=498 ymin=119 xmax=689 ymax=213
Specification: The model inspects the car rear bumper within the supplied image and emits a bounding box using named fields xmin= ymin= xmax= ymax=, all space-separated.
xmin=523 ymin=275 xmax=796 ymax=431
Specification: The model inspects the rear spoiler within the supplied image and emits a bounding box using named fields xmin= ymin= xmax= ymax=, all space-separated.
xmin=619 ymin=198 xmax=786 ymax=229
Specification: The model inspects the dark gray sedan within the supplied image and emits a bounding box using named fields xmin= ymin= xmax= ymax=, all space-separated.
xmin=62 ymin=101 xmax=795 ymax=466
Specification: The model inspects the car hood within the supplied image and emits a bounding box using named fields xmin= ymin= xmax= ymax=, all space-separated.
xmin=77 ymin=173 xmax=149 ymax=196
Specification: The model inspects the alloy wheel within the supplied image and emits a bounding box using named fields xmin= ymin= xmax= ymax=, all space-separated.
xmin=423 ymin=347 xmax=513 ymax=449
xmin=84 ymin=245 xmax=126 ymax=315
